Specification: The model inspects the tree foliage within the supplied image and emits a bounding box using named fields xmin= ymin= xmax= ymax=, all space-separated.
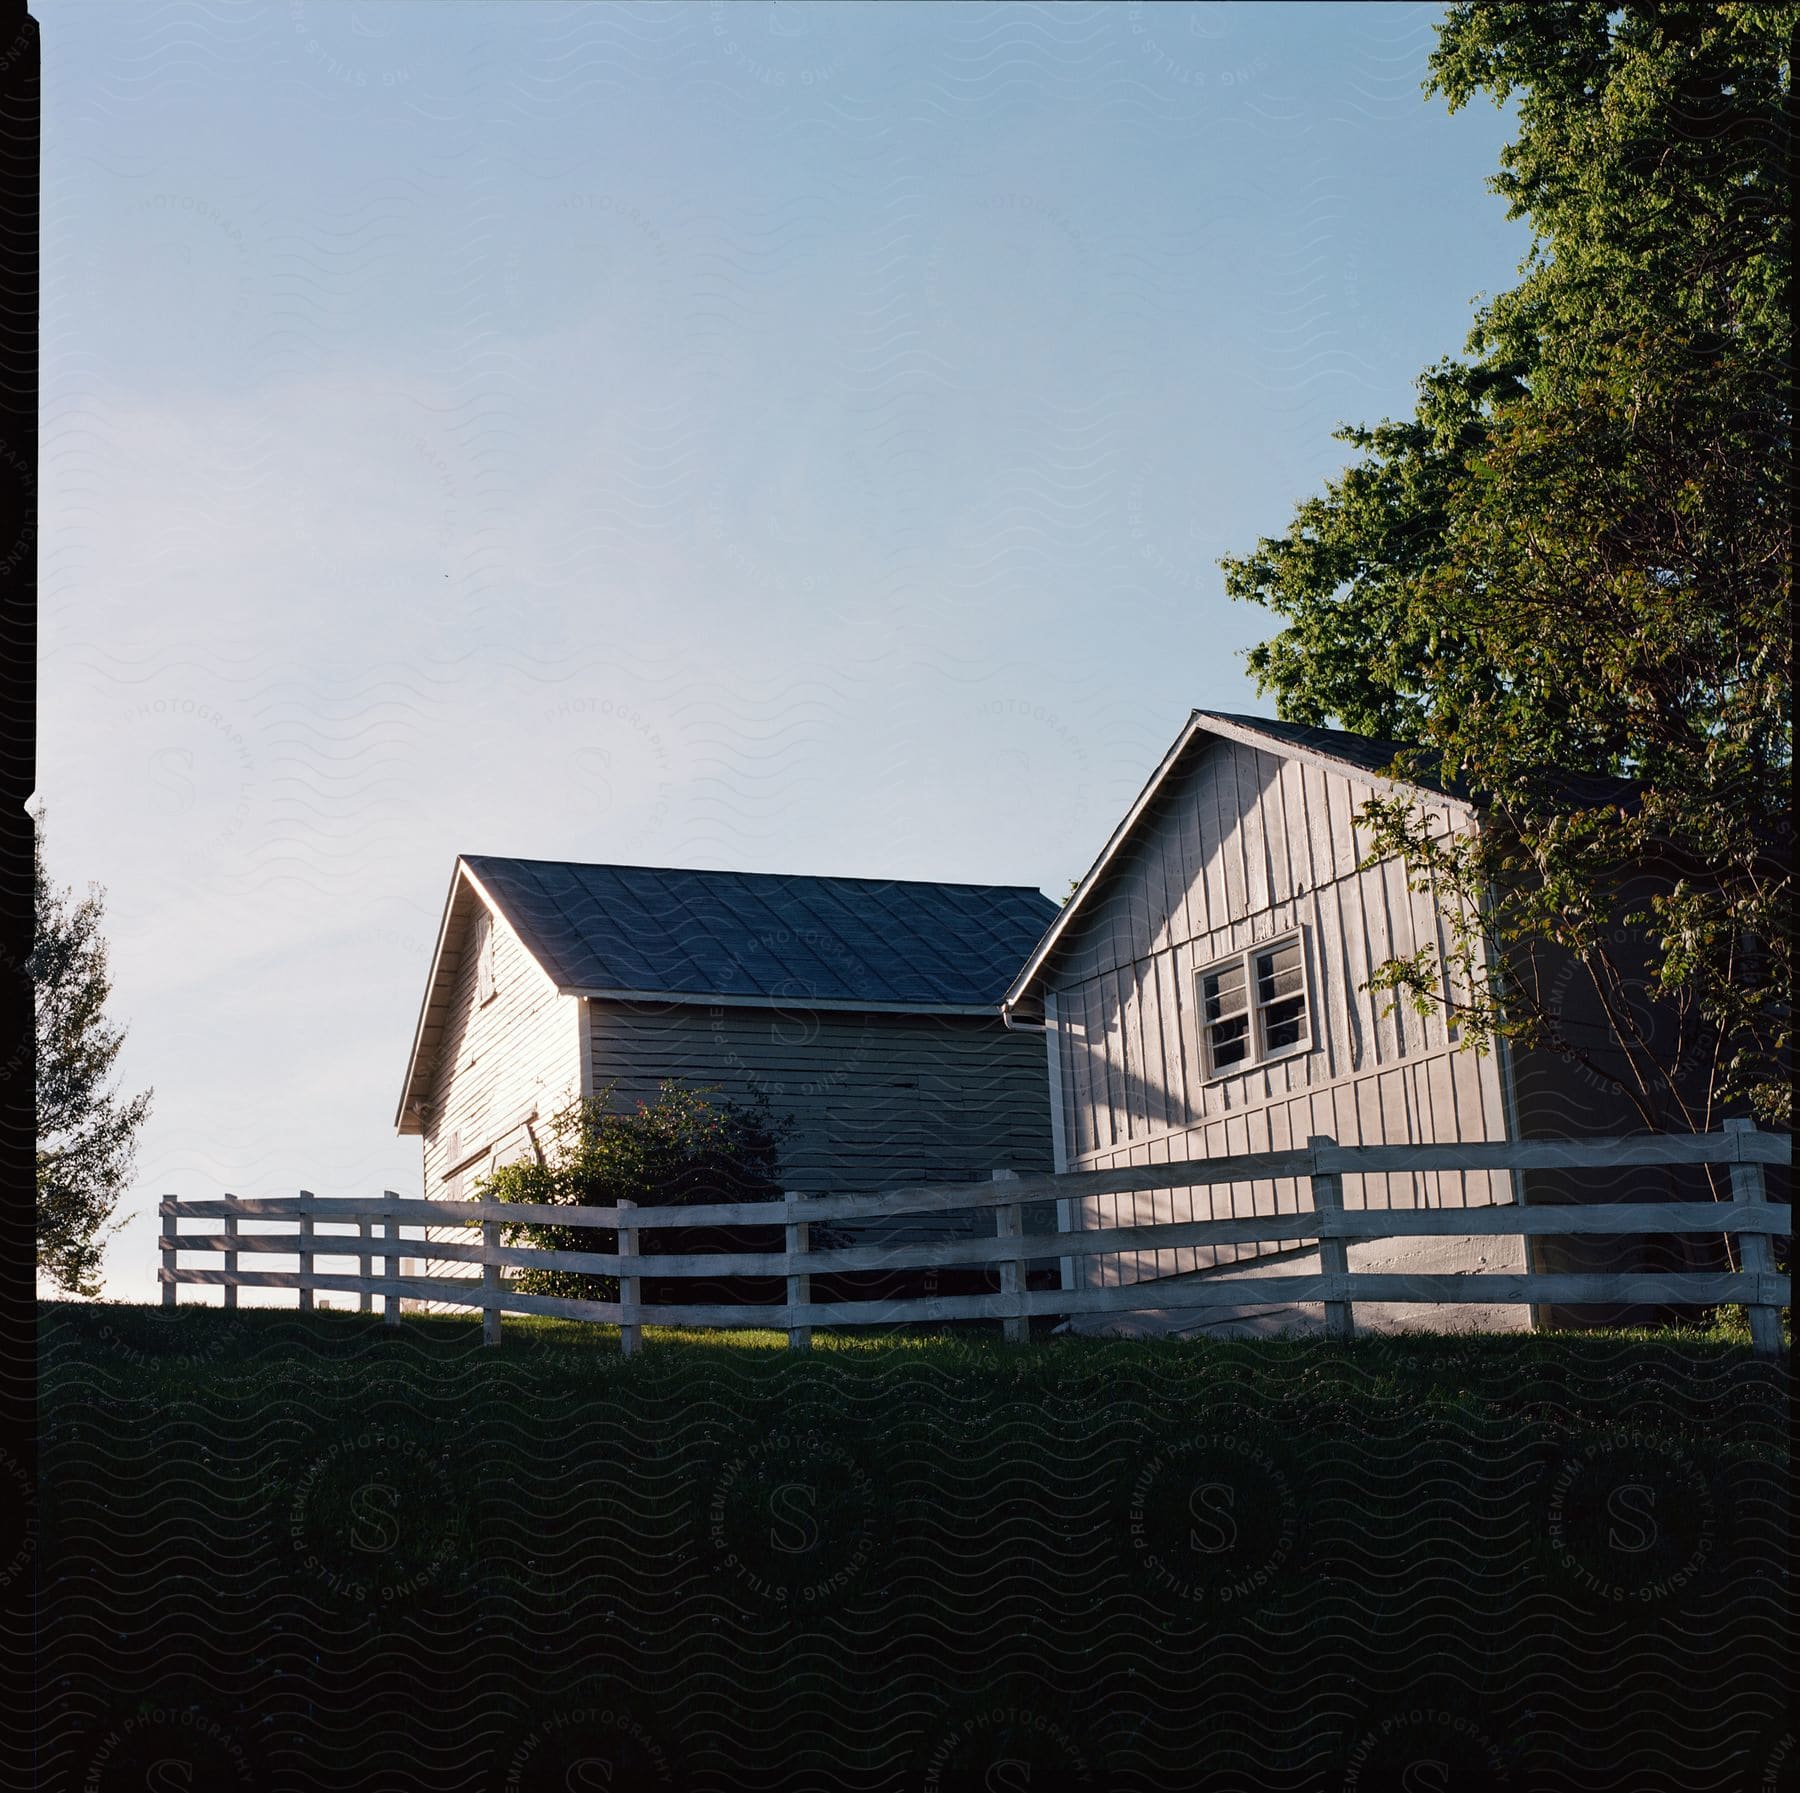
xmin=480 ymin=1083 xmax=792 ymax=1306
xmin=1221 ymin=2 xmax=1792 ymax=1129
xmin=33 ymin=819 xmax=153 ymax=1294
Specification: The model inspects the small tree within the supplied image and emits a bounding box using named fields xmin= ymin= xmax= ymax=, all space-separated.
xmin=480 ymin=1083 xmax=792 ymax=1308
xmin=33 ymin=818 xmax=153 ymax=1296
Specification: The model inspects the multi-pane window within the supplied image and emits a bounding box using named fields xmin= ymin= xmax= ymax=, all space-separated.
xmin=1198 ymin=932 xmax=1311 ymax=1079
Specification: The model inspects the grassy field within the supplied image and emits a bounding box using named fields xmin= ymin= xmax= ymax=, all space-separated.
xmin=37 ymin=1301 xmax=1791 ymax=1791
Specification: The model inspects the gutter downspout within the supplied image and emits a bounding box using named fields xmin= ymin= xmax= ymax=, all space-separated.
xmin=1006 ymin=998 xmax=1076 ymax=1294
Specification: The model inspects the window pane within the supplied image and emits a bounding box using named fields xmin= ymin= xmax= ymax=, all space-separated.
xmin=1254 ymin=940 xmax=1302 ymax=1004
xmin=1208 ymin=1013 xmax=1249 ymax=1069
xmin=1261 ymin=996 xmax=1307 ymax=1051
xmin=1202 ymin=961 xmax=1245 ymax=1022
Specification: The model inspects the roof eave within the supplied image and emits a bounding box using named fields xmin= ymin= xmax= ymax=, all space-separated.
xmin=1189 ymin=711 xmax=1479 ymax=820
xmin=394 ymin=862 xmax=470 ymax=1134
xmin=565 ymin=986 xmax=1005 ymax=1018
xmin=1002 ymin=712 xmax=1210 ymax=1018
xmin=1001 ymin=709 xmax=1477 ymax=1016
xmin=393 ymin=858 xmax=564 ymax=1135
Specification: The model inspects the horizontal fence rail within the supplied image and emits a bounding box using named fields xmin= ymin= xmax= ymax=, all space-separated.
xmin=160 ymin=1124 xmax=1792 ymax=1358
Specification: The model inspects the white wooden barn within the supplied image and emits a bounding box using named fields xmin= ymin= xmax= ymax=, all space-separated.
xmin=396 ymin=857 xmax=1059 ymax=1209
xmin=1001 ymin=709 xmax=1561 ymax=1327
xmin=389 ymin=717 xmax=1688 ymax=1333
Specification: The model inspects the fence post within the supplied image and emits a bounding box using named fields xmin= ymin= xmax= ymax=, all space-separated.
xmin=784 ymin=1191 xmax=811 ymax=1352
xmin=994 ymin=1169 xmax=1027 ymax=1344
xmin=618 ymin=1198 xmax=640 ymax=1358
xmin=1725 ymin=1119 xmax=1782 ymax=1361
xmin=482 ymin=1218 xmax=501 ymax=1348
xmin=160 ymin=1197 xmax=176 ymax=1308
xmin=223 ymin=1203 xmax=239 ymax=1312
xmin=358 ymin=1218 xmax=373 ymax=1314
xmin=382 ymin=1192 xmax=402 ymax=1327
xmin=297 ymin=1191 xmax=316 ymax=1314
xmin=1307 ymin=1137 xmax=1355 ymax=1343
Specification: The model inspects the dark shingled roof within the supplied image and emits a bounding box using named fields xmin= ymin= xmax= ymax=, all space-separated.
xmin=461 ymin=856 xmax=1060 ymax=1010
xmin=1192 ymin=710 xmax=1643 ymax=812
xmin=1194 ymin=710 xmax=1438 ymax=783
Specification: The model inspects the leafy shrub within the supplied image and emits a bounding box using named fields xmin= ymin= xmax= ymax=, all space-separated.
xmin=478 ymin=1083 xmax=793 ymax=1309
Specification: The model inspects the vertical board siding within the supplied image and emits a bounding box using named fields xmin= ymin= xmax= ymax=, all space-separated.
xmin=1043 ymin=737 xmax=1514 ymax=1289
xmin=1154 ymin=952 xmax=1187 ymax=1134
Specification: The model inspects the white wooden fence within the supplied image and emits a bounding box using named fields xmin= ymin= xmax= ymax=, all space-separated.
xmin=160 ymin=1122 xmax=1792 ymax=1359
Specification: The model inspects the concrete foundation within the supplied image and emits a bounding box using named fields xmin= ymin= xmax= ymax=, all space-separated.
xmin=1060 ymin=1229 xmax=1533 ymax=1341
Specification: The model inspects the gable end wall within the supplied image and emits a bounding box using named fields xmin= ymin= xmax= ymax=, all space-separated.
xmin=1042 ymin=736 xmax=1523 ymax=1288
xmin=421 ymin=897 xmax=582 ymax=1197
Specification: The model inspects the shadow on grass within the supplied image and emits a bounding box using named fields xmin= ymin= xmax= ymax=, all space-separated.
xmin=36 ymin=1301 xmax=1790 ymax=1791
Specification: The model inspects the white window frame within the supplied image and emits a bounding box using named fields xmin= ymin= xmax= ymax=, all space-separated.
xmin=1196 ymin=929 xmax=1314 ymax=1082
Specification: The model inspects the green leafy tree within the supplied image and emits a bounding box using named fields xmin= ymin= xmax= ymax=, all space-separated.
xmin=481 ymin=1083 xmax=791 ymax=1307
xmin=1221 ymin=2 xmax=1792 ymax=1130
xmin=33 ymin=819 xmax=153 ymax=1294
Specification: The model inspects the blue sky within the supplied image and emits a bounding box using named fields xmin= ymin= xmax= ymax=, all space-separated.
xmin=38 ymin=1 xmax=1529 ymax=1301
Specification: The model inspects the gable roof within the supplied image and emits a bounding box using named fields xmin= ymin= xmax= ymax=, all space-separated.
xmin=1197 ymin=710 xmax=1449 ymax=788
xmin=465 ymin=856 xmax=1058 ymax=1006
xmin=1001 ymin=708 xmax=1638 ymax=1021
xmin=1194 ymin=710 xmax=1641 ymax=813
xmin=397 ymin=857 xmax=1058 ymax=1132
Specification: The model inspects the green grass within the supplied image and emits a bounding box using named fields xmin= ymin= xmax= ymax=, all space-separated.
xmin=37 ymin=1302 xmax=1790 ymax=1791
